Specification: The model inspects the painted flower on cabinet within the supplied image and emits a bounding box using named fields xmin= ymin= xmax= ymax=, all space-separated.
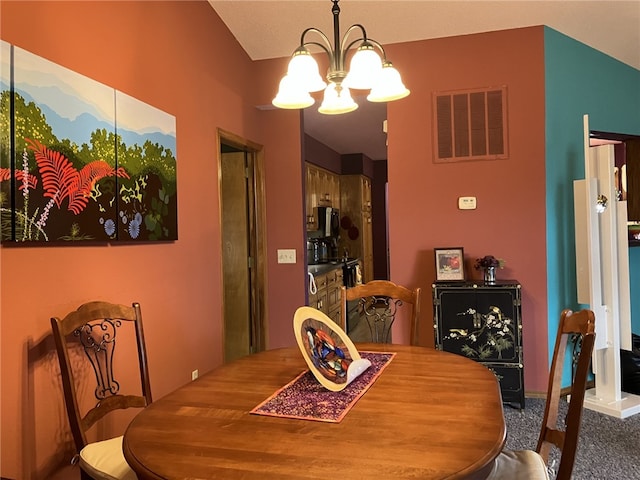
xmin=0 ymin=41 xmax=177 ymax=242
xmin=443 ymin=305 xmax=515 ymax=360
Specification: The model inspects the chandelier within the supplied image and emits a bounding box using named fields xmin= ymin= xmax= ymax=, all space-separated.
xmin=272 ymin=0 xmax=410 ymax=115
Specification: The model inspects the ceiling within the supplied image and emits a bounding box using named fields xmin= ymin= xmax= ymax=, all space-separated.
xmin=209 ymin=1 xmax=640 ymax=161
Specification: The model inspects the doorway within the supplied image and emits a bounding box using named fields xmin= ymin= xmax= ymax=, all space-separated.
xmin=303 ymin=97 xmax=390 ymax=280
xmin=590 ymin=131 xmax=640 ymax=222
xmin=218 ymin=129 xmax=268 ymax=363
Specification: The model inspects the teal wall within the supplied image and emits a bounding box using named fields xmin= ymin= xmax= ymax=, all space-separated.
xmin=544 ymin=27 xmax=640 ymax=369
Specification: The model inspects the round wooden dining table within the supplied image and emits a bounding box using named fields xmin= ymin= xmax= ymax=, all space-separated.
xmin=123 ymin=344 xmax=506 ymax=480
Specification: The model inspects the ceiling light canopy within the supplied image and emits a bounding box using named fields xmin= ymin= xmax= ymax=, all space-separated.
xmin=272 ymin=0 xmax=410 ymax=115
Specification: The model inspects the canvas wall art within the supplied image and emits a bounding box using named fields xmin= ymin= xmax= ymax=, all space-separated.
xmin=0 ymin=42 xmax=177 ymax=242
xmin=0 ymin=40 xmax=12 ymax=241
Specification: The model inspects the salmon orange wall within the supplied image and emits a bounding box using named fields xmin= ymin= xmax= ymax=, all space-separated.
xmin=0 ymin=2 xmax=304 ymax=479
xmin=384 ymin=28 xmax=548 ymax=388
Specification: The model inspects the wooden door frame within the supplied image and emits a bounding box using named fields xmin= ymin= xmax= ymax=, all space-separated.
xmin=217 ymin=128 xmax=268 ymax=357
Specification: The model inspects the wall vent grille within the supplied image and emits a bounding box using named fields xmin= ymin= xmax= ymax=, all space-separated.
xmin=433 ymin=86 xmax=508 ymax=163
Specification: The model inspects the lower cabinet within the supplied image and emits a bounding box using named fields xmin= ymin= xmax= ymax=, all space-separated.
xmin=432 ymin=280 xmax=525 ymax=409
xmin=309 ymin=266 xmax=344 ymax=328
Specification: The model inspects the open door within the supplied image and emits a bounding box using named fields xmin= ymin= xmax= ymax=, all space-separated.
xmin=219 ymin=130 xmax=267 ymax=363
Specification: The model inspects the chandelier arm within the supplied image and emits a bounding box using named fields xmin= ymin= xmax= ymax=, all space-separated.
xmin=300 ymin=27 xmax=337 ymax=69
xmin=341 ymin=24 xmax=368 ymax=48
xmin=302 ymin=41 xmax=333 ymax=58
xmin=338 ymin=24 xmax=367 ymax=68
xmin=363 ymin=38 xmax=389 ymax=61
xmin=300 ymin=27 xmax=332 ymax=50
xmin=342 ymin=38 xmax=364 ymax=55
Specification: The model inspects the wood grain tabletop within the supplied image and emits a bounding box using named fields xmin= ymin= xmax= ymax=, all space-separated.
xmin=123 ymin=344 xmax=506 ymax=479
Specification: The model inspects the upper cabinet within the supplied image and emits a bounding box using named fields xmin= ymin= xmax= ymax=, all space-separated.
xmin=305 ymin=163 xmax=340 ymax=230
xmin=339 ymin=174 xmax=373 ymax=282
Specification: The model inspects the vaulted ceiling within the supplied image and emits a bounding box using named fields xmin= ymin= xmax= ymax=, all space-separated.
xmin=210 ymin=1 xmax=640 ymax=160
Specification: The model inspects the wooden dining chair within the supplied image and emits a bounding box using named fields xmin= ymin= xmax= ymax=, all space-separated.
xmin=487 ymin=308 xmax=596 ymax=480
xmin=51 ymin=301 xmax=152 ymax=480
xmin=340 ymin=280 xmax=421 ymax=345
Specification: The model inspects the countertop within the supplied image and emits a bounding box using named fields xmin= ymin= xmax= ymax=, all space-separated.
xmin=307 ymin=262 xmax=345 ymax=276
xmin=308 ymin=258 xmax=359 ymax=276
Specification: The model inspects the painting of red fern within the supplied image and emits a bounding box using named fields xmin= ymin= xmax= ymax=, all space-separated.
xmin=25 ymin=138 xmax=129 ymax=215
xmin=67 ymin=161 xmax=129 ymax=214
xmin=0 ymin=167 xmax=38 ymax=189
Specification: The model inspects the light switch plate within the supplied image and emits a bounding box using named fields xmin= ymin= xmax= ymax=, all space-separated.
xmin=458 ymin=196 xmax=477 ymax=210
xmin=277 ymin=249 xmax=296 ymax=264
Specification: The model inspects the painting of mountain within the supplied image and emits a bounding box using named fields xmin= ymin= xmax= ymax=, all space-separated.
xmin=0 ymin=44 xmax=177 ymax=242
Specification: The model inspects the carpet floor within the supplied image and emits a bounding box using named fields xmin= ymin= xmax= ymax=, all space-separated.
xmin=503 ymin=397 xmax=640 ymax=479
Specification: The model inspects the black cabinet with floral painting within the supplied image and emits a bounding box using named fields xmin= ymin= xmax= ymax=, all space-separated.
xmin=432 ymin=281 xmax=524 ymax=409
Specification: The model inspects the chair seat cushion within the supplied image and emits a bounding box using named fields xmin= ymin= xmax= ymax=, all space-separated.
xmin=485 ymin=449 xmax=550 ymax=480
xmin=79 ymin=435 xmax=137 ymax=480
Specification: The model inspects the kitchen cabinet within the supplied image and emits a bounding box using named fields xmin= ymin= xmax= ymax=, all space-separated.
xmin=305 ymin=163 xmax=340 ymax=230
xmin=432 ymin=281 xmax=524 ymax=409
xmin=308 ymin=265 xmax=344 ymax=328
xmin=339 ymin=175 xmax=373 ymax=282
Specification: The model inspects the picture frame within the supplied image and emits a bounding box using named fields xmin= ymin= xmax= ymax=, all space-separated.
xmin=1 ymin=43 xmax=178 ymax=243
xmin=434 ymin=247 xmax=465 ymax=282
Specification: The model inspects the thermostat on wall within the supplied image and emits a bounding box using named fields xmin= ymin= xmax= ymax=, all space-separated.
xmin=458 ymin=196 xmax=477 ymax=210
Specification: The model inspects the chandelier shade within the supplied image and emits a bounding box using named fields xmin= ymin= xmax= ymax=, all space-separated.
xmin=343 ymin=42 xmax=382 ymax=90
xmin=318 ymin=82 xmax=358 ymax=115
xmin=272 ymin=75 xmax=315 ymax=109
xmin=367 ymin=61 xmax=410 ymax=102
xmin=287 ymin=48 xmax=327 ymax=93
xmin=272 ymin=0 xmax=410 ymax=115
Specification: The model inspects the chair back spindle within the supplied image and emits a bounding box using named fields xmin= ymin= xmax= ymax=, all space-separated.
xmin=341 ymin=280 xmax=421 ymax=345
